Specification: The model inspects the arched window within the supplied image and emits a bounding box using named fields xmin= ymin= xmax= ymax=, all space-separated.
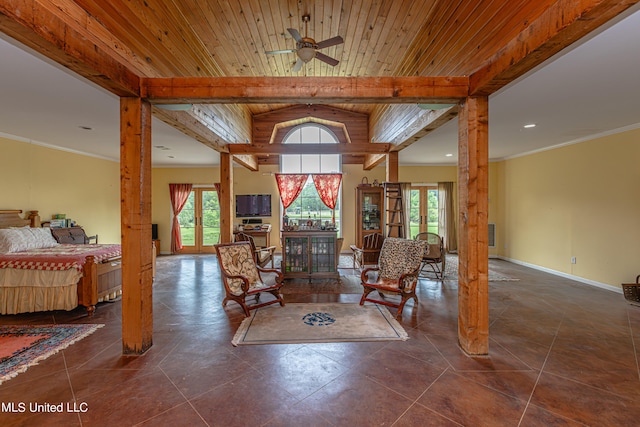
xmin=280 ymin=124 xmax=341 ymax=232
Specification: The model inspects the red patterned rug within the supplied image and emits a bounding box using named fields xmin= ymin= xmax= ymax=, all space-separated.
xmin=0 ymin=324 xmax=103 ymax=384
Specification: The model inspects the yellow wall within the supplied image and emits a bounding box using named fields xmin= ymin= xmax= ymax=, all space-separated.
xmin=498 ymin=128 xmax=640 ymax=289
xmin=5 ymin=128 xmax=638 ymax=290
xmin=0 ymin=136 xmax=121 ymax=242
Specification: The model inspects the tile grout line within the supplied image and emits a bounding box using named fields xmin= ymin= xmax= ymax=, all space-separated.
xmin=516 ymin=311 xmax=566 ymax=426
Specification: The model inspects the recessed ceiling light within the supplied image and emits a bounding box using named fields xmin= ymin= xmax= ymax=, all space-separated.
xmin=523 ymin=123 xmax=536 ymax=128
xmin=445 ymin=153 xmax=453 ymax=157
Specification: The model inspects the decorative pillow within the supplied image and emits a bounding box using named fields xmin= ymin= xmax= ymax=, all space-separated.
xmin=0 ymin=227 xmax=60 ymax=253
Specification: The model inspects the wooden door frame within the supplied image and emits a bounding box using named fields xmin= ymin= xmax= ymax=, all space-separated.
xmin=178 ymin=187 xmax=218 ymax=254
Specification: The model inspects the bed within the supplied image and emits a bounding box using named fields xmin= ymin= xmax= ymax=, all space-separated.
xmin=0 ymin=210 xmax=123 ymax=316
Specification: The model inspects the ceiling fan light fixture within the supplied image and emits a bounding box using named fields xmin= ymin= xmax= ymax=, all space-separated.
xmin=297 ymin=47 xmax=315 ymax=62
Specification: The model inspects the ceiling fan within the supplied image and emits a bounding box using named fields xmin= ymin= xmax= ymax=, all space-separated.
xmin=265 ymin=14 xmax=344 ymax=72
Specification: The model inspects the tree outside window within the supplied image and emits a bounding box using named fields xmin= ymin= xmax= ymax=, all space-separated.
xmin=280 ymin=125 xmax=341 ymax=232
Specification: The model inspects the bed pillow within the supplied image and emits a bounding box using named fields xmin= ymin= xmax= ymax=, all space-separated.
xmin=0 ymin=227 xmax=60 ymax=253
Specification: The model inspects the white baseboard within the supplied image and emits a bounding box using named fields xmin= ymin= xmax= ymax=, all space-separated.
xmin=498 ymin=256 xmax=622 ymax=294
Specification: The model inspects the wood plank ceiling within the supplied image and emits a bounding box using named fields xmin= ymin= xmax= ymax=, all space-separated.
xmin=2 ymin=0 xmax=636 ymax=168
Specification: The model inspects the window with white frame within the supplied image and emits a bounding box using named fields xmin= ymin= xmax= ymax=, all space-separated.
xmin=280 ymin=125 xmax=341 ymax=232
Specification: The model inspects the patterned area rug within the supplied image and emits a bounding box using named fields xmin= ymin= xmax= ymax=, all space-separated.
xmin=232 ymin=303 xmax=408 ymax=346
xmin=442 ymin=254 xmax=519 ymax=281
xmin=0 ymin=324 xmax=103 ymax=384
xmin=274 ymin=254 xmax=355 ymax=270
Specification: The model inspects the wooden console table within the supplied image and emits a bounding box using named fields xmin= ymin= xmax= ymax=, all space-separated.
xmin=234 ymin=225 xmax=271 ymax=248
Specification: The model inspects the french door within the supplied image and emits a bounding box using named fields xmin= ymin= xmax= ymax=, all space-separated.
xmin=409 ymin=186 xmax=439 ymax=239
xmin=178 ymin=187 xmax=220 ymax=254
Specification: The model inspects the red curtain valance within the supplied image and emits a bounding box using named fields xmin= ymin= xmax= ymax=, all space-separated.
xmin=312 ymin=173 xmax=343 ymax=222
xmin=275 ymin=174 xmax=308 ymax=210
xmin=275 ymin=173 xmax=343 ymax=222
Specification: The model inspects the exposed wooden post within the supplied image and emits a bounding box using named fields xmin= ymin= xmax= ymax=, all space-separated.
xmin=219 ymin=152 xmax=234 ymax=243
xmin=457 ymin=96 xmax=489 ymax=355
xmin=386 ymin=151 xmax=399 ymax=182
xmin=120 ymin=97 xmax=153 ymax=355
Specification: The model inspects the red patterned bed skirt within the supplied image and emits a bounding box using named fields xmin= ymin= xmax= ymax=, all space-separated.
xmin=0 ymin=244 xmax=122 ymax=272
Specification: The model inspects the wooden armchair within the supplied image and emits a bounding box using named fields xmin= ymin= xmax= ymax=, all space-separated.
xmin=359 ymin=237 xmax=427 ymax=320
xmin=214 ymin=241 xmax=285 ymax=317
xmin=415 ymin=232 xmax=445 ymax=279
xmin=234 ymin=232 xmax=276 ymax=268
xmin=350 ymin=232 xmax=384 ymax=270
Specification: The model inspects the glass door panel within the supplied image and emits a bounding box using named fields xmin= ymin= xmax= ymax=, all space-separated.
xmin=409 ymin=186 xmax=439 ymax=239
xmin=178 ymin=188 xmax=219 ymax=253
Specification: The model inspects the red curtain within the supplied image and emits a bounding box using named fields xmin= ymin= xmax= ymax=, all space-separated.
xmin=275 ymin=174 xmax=308 ymax=212
xmin=169 ymin=183 xmax=192 ymax=253
xmin=312 ymin=173 xmax=342 ymax=221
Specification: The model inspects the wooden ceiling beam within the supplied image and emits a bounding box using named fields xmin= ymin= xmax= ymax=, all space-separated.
xmin=228 ymin=143 xmax=391 ymax=155
xmin=470 ymin=0 xmax=640 ymax=96
xmin=141 ymin=76 xmax=469 ymax=104
xmin=363 ymin=154 xmax=386 ymax=170
xmin=232 ymin=154 xmax=259 ymax=171
xmin=0 ymin=0 xmax=141 ymax=97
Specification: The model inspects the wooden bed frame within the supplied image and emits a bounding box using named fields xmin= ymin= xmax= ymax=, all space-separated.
xmin=0 ymin=209 xmax=124 ymax=316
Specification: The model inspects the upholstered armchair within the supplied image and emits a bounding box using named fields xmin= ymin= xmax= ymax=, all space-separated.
xmin=214 ymin=241 xmax=285 ymax=317
xmin=359 ymin=237 xmax=427 ymax=320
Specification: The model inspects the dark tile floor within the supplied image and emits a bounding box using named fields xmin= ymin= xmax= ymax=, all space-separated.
xmin=1 ymin=255 xmax=639 ymax=426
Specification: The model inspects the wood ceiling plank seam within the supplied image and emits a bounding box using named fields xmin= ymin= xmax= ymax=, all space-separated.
xmin=252 ymin=0 xmax=288 ymax=76
xmin=115 ymin=0 xmax=199 ymax=76
xmin=458 ymin=0 xmax=553 ymax=75
xmin=358 ymin=0 xmax=404 ymax=76
xmin=267 ymin=0 xmax=297 ymax=75
xmin=201 ymin=0 xmax=251 ymax=75
xmin=409 ymin=0 xmax=495 ymax=75
xmin=426 ymin=0 xmax=517 ymax=75
xmin=370 ymin=1 xmax=438 ymax=75
xmin=335 ymin=0 xmax=365 ymax=77
xmin=188 ymin=1 xmax=238 ymax=76
xmin=164 ymin=0 xmax=227 ymax=76
xmin=212 ymin=0 xmax=268 ymax=76
xmin=349 ymin=0 xmax=383 ymax=78
xmin=193 ymin=105 xmax=250 ymax=144
xmin=342 ymin=0 xmax=377 ymax=78
xmin=311 ymin=0 xmax=325 ymax=76
xmin=429 ymin=0 xmax=551 ymax=76
xmin=51 ymin=0 xmax=165 ymax=77
xmin=334 ymin=0 xmax=355 ymax=77
xmin=348 ymin=0 xmax=387 ymax=77
xmin=375 ymin=104 xmax=417 ymax=141
xmin=237 ymin=0 xmax=280 ymax=77
xmin=329 ymin=0 xmax=347 ymax=75
xmin=153 ymin=108 xmax=231 ymax=151
xmin=388 ymin=107 xmax=445 ymax=145
xmin=393 ymin=0 xmax=462 ymax=76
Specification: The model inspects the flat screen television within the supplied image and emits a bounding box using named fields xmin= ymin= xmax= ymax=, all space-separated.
xmin=235 ymin=194 xmax=272 ymax=217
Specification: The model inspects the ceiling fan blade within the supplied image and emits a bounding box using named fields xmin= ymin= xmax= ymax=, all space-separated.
xmin=265 ymin=49 xmax=297 ymax=55
xmin=316 ymin=35 xmax=344 ymax=50
xmin=292 ymin=58 xmax=304 ymax=72
xmin=315 ymin=52 xmax=339 ymax=67
xmin=287 ymin=28 xmax=303 ymax=43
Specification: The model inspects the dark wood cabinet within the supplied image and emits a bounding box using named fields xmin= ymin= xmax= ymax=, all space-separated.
xmin=355 ymin=186 xmax=384 ymax=258
xmin=281 ymin=231 xmax=339 ymax=280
